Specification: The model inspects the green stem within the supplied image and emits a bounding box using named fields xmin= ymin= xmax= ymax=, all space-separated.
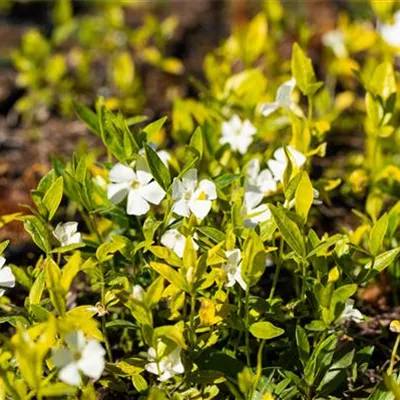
xmin=249 ymin=340 xmax=266 ymax=399
xmin=244 ymin=286 xmax=251 ymax=366
xmin=100 ymin=263 xmax=113 ymax=362
xmin=189 ymin=293 xmax=197 ymax=346
xmin=389 ymin=334 xmax=400 ymax=375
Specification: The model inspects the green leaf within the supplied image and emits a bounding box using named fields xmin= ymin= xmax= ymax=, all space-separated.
xmin=196 ymin=226 xmax=226 ymax=243
xmin=249 ymin=321 xmax=284 ymax=340
xmin=44 ymin=258 xmax=65 ymax=316
xmin=296 ymin=325 xmax=310 ymax=367
xmin=291 ymin=43 xmax=320 ymax=96
xmin=144 ymin=144 xmax=171 ymax=191
xmin=269 ymin=204 xmax=306 ymax=257
xmin=60 ymin=251 xmax=81 ymax=292
xmin=21 ymin=215 xmax=51 ymax=254
xmin=150 ymin=262 xmax=189 ymax=293
xmin=29 ymin=271 xmax=46 ymax=305
xmin=241 ymin=230 xmax=266 ymax=287
xmin=369 ymin=213 xmax=388 ymax=256
xmin=40 ymin=383 xmax=76 ymax=397
xmin=370 ymin=62 xmax=396 ymax=101
xmin=96 ymin=240 xmax=125 ymax=263
xmin=143 ymin=116 xmax=168 ymax=138
xmin=189 ymin=127 xmax=203 ymax=159
xmin=214 ymin=173 xmax=241 ymax=189
xmin=72 ymin=101 xmax=100 ymax=136
xmin=295 ymin=172 xmax=314 ymax=222
xmin=43 ymin=176 xmax=64 ymax=221
xmin=365 ymin=247 xmax=400 ymax=272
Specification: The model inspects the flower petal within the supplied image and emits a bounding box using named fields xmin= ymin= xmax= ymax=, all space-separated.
xmin=109 ymin=163 xmax=136 ymax=183
xmin=140 ymin=181 xmax=166 ymax=205
xmin=127 ymin=190 xmax=150 ymax=216
xmin=196 ymin=179 xmax=217 ymax=200
xmin=52 ymin=348 xmax=73 ymax=369
xmin=226 ymin=249 xmax=241 ymax=267
xmin=136 ymin=156 xmax=153 ymax=185
xmin=172 ymin=199 xmax=190 ymax=218
xmin=171 ymin=178 xmax=185 ymax=201
xmin=65 ymin=331 xmax=85 ymax=351
xmin=260 ymin=102 xmax=279 ymax=117
xmin=276 ymin=78 xmax=296 ymax=108
xmin=242 ymin=119 xmax=257 ymax=137
xmin=79 ymin=340 xmax=106 ymax=380
xmin=107 ymin=182 xmax=130 ymax=205
xmin=0 ymin=266 xmax=15 ymax=288
xmin=189 ymin=199 xmax=212 ymax=220
xmin=0 ymin=257 xmax=6 ymax=269
xmin=182 ymin=169 xmax=198 ymax=191
xmin=267 ymin=159 xmax=285 ymax=182
xmin=234 ymin=266 xmax=247 ymax=291
xmin=58 ymin=362 xmax=81 ymax=386
xmin=236 ymin=135 xmax=253 ymax=155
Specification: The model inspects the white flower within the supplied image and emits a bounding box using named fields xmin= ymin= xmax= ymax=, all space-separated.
xmin=380 ymin=11 xmax=400 ymax=48
xmin=132 ymin=284 xmax=145 ymax=302
xmin=244 ymin=159 xmax=277 ymax=209
xmin=107 ymin=160 xmax=166 ymax=216
xmin=145 ymin=340 xmax=184 ymax=382
xmin=52 ymin=331 xmax=105 ymax=386
xmin=222 ymin=249 xmax=247 ymax=291
xmin=161 ymin=229 xmax=199 ymax=258
xmin=0 ymin=257 xmax=15 ymax=298
xmin=337 ymin=299 xmax=363 ymax=325
xmin=322 ymin=30 xmax=347 ymax=58
xmin=243 ymin=203 xmax=272 ymax=228
xmin=171 ymin=169 xmax=217 ymax=220
xmin=220 ymin=115 xmax=257 ymax=154
xmin=267 ymin=146 xmax=306 ymax=183
xmin=261 ymin=78 xmax=296 ymax=117
xmin=53 ymin=222 xmax=82 ymax=247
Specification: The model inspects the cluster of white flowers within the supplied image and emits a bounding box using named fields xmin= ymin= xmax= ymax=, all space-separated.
xmin=0 ymin=256 xmax=15 ymax=298
xmin=51 ymin=331 xmax=105 ymax=386
xmin=145 ymin=340 xmax=184 ymax=382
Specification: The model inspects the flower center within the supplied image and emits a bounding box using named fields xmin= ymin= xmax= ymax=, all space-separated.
xmin=131 ymin=179 xmax=141 ymax=189
xmin=184 ymin=190 xmax=193 ymax=201
xmin=72 ymin=350 xmax=81 ymax=361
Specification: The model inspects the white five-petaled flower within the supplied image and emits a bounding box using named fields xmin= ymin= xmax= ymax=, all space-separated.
xmin=53 ymin=222 xmax=82 ymax=247
xmin=222 ymin=249 xmax=247 ymax=291
xmin=161 ymin=229 xmax=199 ymax=258
xmin=267 ymin=146 xmax=306 ymax=183
xmin=145 ymin=340 xmax=184 ymax=382
xmin=322 ymin=30 xmax=348 ymax=58
xmin=107 ymin=160 xmax=166 ymax=216
xmin=380 ymin=11 xmax=400 ymax=48
xmin=244 ymin=159 xmax=277 ymax=209
xmin=337 ymin=299 xmax=364 ymax=325
xmin=51 ymin=331 xmax=106 ymax=386
xmin=171 ymin=169 xmax=217 ymax=220
xmin=0 ymin=257 xmax=15 ymax=298
xmin=220 ymin=115 xmax=257 ymax=154
xmin=261 ymin=78 xmax=296 ymax=117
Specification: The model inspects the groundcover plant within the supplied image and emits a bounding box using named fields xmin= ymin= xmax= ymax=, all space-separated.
xmin=4 ymin=0 xmax=400 ymax=399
